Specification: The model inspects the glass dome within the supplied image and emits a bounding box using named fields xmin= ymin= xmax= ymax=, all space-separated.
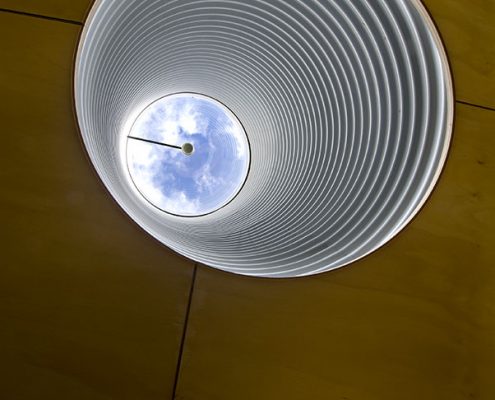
xmin=126 ymin=93 xmax=250 ymax=216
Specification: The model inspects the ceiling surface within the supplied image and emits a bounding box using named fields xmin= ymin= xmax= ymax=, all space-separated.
xmin=0 ymin=1 xmax=494 ymax=399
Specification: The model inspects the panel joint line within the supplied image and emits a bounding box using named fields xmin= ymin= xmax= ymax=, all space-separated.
xmin=456 ymin=100 xmax=495 ymax=113
xmin=172 ymin=263 xmax=198 ymax=399
xmin=0 ymin=8 xmax=82 ymax=25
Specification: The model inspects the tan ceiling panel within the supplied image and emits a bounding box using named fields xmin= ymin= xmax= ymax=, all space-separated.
xmin=0 ymin=0 xmax=92 ymax=22
xmin=423 ymin=0 xmax=495 ymax=109
xmin=1 ymin=2 xmax=494 ymax=399
xmin=0 ymin=13 xmax=194 ymax=399
xmin=176 ymin=103 xmax=495 ymax=400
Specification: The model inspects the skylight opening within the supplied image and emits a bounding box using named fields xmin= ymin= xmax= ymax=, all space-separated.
xmin=126 ymin=93 xmax=250 ymax=217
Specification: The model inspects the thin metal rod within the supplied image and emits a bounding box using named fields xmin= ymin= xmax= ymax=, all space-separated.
xmin=127 ymin=135 xmax=182 ymax=149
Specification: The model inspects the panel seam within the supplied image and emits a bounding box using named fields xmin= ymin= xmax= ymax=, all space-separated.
xmin=456 ymin=100 xmax=495 ymax=113
xmin=0 ymin=8 xmax=82 ymax=25
xmin=171 ymin=263 xmax=198 ymax=400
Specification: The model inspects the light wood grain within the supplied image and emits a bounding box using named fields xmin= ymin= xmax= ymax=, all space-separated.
xmin=0 ymin=13 xmax=194 ymax=400
xmin=424 ymin=0 xmax=495 ymax=108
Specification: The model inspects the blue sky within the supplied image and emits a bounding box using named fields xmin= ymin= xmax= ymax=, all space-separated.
xmin=127 ymin=93 xmax=249 ymax=216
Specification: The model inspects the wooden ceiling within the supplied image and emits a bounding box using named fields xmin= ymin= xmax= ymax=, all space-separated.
xmin=0 ymin=1 xmax=494 ymax=399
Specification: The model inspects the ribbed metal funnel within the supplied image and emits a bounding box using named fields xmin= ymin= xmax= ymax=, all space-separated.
xmin=75 ymin=0 xmax=453 ymax=277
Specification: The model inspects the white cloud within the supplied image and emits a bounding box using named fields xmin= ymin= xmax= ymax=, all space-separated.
xmin=127 ymin=93 xmax=249 ymax=216
xmin=160 ymin=191 xmax=201 ymax=214
xmin=129 ymin=149 xmax=201 ymax=214
xmin=194 ymin=163 xmax=224 ymax=194
xmin=178 ymin=102 xmax=208 ymax=135
xmin=128 ymin=140 xmax=158 ymax=169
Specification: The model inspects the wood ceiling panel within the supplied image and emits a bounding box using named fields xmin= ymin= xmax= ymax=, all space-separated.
xmin=0 ymin=0 xmax=92 ymax=22
xmin=1 ymin=1 xmax=494 ymax=399
xmin=0 ymin=13 xmax=194 ymax=400
xmin=424 ymin=0 xmax=495 ymax=109
xmin=176 ymin=103 xmax=495 ymax=400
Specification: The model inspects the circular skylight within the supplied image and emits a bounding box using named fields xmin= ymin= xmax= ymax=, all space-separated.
xmin=75 ymin=0 xmax=453 ymax=277
xmin=126 ymin=93 xmax=250 ymax=216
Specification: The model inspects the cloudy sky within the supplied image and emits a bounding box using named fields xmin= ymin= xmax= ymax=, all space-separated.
xmin=127 ymin=93 xmax=250 ymax=216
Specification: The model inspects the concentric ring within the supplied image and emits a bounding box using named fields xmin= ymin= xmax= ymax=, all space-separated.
xmin=74 ymin=0 xmax=453 ymax=277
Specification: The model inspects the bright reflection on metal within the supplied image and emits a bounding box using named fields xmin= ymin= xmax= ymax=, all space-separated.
xmin=126 ymin=93 xmax=250 ymax=216
xmin=75 ymin=0 xmax=453 ymax=277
